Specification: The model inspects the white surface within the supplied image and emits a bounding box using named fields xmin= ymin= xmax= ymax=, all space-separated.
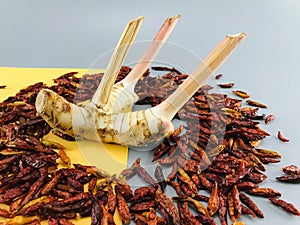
xmin=1 ymin=1 xmax=300 ymax=224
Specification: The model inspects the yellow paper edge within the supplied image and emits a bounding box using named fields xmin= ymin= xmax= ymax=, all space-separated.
xmin=0 ymin=67 xmax=127 ymax=224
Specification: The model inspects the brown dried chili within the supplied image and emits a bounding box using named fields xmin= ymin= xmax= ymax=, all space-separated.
xmin=269 ymin=198 xmax=300 ymax=216
xmin=207 ymin=181 xmax=219 ymax=216
xmin=218 ymin=83 xmax=235 ymax=88
xmin=282 ymin=165 xmax=300 ymax=175
xmin=246 ymin=99 xmax=268 ymax=108
xmin=232 ymin=90 xmax=250 ymax=99
xmin=215 ymin=73 xmax=223 ymax=80
xmin=155 ymin=188 xmax=180 ymax=225
xmin=239 ymin=192 xmax=264 ymax=218
xmin=277 ymin=131 xmax=290 ymax=142
xmin=116 ymin=192 xmax=131 ymax=224
xmin=265 ymin=114 xmax=275 ymax=125
xmin=276 ymin=174 xmax=300 ymax=183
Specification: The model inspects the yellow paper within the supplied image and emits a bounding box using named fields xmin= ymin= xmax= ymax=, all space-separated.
xmin=0 ymin=67 xmax=127 ymax=224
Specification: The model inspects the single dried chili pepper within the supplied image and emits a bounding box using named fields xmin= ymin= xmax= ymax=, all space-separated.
xmin=130 ymin=199 xmax=157 ymax=212
xmin=232 ymin=90 xmax=250 ymax=98
xmin=215 ymin=74 xmax=223 ymax=80
xmin=246 ymin=187 xmax=281 ymax=198
xmin=40 ymin=172 xmax=61 ymax=196
xmin=241 ymin=204 xmax=256 ymax=218
xmin=218 ymin=83 xmax=235 ymax=88
xmin=269 ymin=198 xmax=300 ymax=216
xmin=276 ymin=174 xmax=300 ymax=183
xmin=282 ymin=165 xmax=300 ymax=175
xmin=91 ymin=198 xmax=102 ymax=225
xmin=155 ymin=188 xmax=180 ymax=225
xmin=246 ymin=169 xmax=267 ymax=184
xmin=264 ymin=114 xmax=275 ymax=125
xmin=239 ymin=192 xmax=264 ymax=218
xmin=232 ymin=185 xmax=242 ymax=219
xmin=277 ymin=131 xmax=289 ymax=142
xmin=107 ymin=184 xmax=116 ymax=214
xmin=116 ymin=192 xmax=130 ymax=224
xmin=246 ymin=99 xmax=267 ymax=108
xmin=154 ymin=165 xmax=166 ymax=190
xmin=207 ymin=181 xmax=219 ymax=216
xmin=218 ymin=191 xmax=228 ymax=225
xmin=247 ymin=152 xmax=266 ymax=171
xmin=236 ymin=181 xmax=258 ymax=190
xmin=227 ymin=192 xmax=236 ymax=222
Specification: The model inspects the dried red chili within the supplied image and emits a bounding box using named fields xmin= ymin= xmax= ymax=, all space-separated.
xmin=207 ymin=181 xmax=219 ymax=216
xmin=277 ymin=131 xmax=289 ymax=142
xmin=232 ymin=90 xmax=250 ymax=98
xmin=116 ymin=192 xmax=130 ymax=224
xmin=276 ymin=174 xmax=300 ymax=183
xmin=265 ymin=114 xmax=275 ymax=125
xmin=269 ymin=198 xmax=300 ymax=216
xmin=215 ymin=74 xmax=223 ymax=80
xmin=239 ymin=192 xmax=264 ymax=218
xmin=218 ymin=83 xmax=235 ymax=88
xmin=246 ymin=99 xmax=267 ymax=108
xmin=282 ymin=165 xmax=300 ymax=175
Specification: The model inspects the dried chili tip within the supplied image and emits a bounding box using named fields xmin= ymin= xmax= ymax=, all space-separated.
xmin=232 ymin=90 xmax=250 ymax=99
xmin=277 ymin=131 xmax=289 ymax=142
xmin=215 ymin=74 xmax=223 ymax=80
xmin=265 ymin=114 xmax=275 ymax=125
xmin=246 ymin=99 xmax=267 ymax=108
xmin=218 ymin=83 xmax=235 ymax=88
xmin=269 ymin=198 xmax=300 ymax=216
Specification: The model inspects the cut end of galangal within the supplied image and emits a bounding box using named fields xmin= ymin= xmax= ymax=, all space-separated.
xmin=152 ymin=32 xmax=247 ymax=122
xmin=35 ymin=89 xmax=48 ymax=116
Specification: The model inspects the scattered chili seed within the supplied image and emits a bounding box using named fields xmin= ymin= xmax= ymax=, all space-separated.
xmin=277 ymin=131 xmax=289 ymax=142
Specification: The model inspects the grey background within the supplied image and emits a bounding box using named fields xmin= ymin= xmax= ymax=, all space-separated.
xmin=1 ymin=1 xmax=300 ymax=224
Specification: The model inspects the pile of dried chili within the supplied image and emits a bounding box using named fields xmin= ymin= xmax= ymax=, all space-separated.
xmin=0 ymin=66 xmax=299 ymax=225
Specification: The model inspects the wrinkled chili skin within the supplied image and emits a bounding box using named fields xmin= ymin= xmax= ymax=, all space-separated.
xmin=239 ymin=192 xmax=264 ymax=218
xmin=269 ymin=198 xmax=300 ymax=216
xmin=276 ymin=174 xmax=300 ymax=183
